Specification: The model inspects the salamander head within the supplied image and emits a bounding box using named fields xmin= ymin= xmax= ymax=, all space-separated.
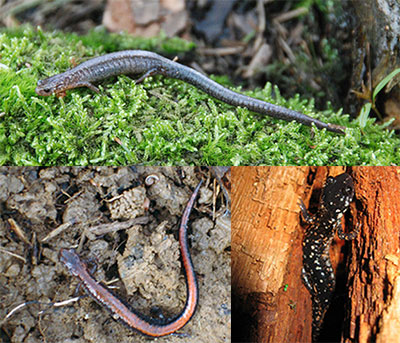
xmin=59 ymin=248 xmax=87 ymax=276
xmin=35 ymin=73 xmax=69 ymax=97
xmin=321 ymin=173 xmax=354 ymax=216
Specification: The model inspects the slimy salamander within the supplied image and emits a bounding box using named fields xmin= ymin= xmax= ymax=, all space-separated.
xmin=35 ymin=50 xmax=345 ymax=134
xmin=299 ymin=173 xmax=359 ymax=342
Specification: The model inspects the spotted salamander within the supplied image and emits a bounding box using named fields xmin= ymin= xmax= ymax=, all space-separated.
xmin=299 ymin=173 xmax=359 ymax=342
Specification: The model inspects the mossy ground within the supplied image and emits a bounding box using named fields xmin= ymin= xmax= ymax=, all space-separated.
xmin=0 ymin=26 xmax=398 ymax=165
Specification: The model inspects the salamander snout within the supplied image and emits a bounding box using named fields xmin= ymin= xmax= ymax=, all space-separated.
xmin=35 ymin=79 xmax=53 ymax=96
xmin=35 ymin=73 xmax=69 ymax=96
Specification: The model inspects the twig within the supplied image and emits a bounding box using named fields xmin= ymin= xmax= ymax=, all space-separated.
xmin=0 ymin=246 xmax=26 ymax=263
xmin=85 ymin=216 xmax=150 ymax=238
xmin=41 ymin=222 xmax=72 ymax=242
xmin=198 ymin=46 xmax=245 ymax=56
xmin=3 ymin=296 xmax=82 ymax=323
xmin=274 ymin=7 xmax=308 ymax=23
xmin=8 ymin=218 xmax=30 ymax=245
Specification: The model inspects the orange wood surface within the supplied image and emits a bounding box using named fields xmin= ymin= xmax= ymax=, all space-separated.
xmin=232 ymin=167 xmax=400 ymax=343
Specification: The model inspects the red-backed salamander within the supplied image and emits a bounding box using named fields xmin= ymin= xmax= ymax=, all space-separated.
xmin=35 ymin=50 xmax=345 ymax=134
xmin=299 ymin=173 xmax=359 ymax=342
xmin=59 ymin=180 xmax=202 ymax=337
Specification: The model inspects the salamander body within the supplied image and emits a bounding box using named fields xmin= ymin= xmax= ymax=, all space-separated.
xmin=35 ymin=50 xmax=345 ymax=134
xmin=300 ymin=173 xmax=358 ymax=342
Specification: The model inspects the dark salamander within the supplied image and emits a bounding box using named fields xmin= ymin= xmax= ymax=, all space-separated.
xmin=35 ymin=50 xmax=345 ymax=134
xmin=299 ymin=173 xmax=359 ymax=342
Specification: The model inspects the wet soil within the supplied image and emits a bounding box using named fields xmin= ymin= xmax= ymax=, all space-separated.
xmin=0 ymin=166 xmax=230 ymax=343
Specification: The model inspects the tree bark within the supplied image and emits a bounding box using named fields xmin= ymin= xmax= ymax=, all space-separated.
xmin=232 ymin=166 xmax=400 ymax=343
xmin=345 ymin=167 xmax=400 ymax=343
xmin=346 ymin=0 xmax=400 ymax=124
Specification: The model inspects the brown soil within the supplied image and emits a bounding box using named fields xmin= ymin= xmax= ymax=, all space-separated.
xmin=0 ymin=166 xmax=230 ymax=343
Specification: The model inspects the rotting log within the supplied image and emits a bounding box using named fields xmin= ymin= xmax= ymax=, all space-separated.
xmin=232 ymin=166 xmax=400 ymax=343
xmin=231 ymin=166 xmax=328 ymax=342
xmin=345 ymin=167 xmax=400 ymax=343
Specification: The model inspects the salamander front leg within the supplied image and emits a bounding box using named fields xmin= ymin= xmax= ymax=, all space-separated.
xmin=338 ymin=222 xmax=361 ymax=240
xmin=54 ymin=81 xmax=99 ymax=97
xmin=72 ymin=81 xmax=100 ymax=93
xmin=85 ymin=82 xmax=100 ymax=93
xmin=299 ymin=199 xmax=314 ymax=224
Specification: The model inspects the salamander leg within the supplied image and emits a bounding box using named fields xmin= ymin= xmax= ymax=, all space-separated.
xmin=299 ymin=199 xmax=314 ymax=224
xmin=338 ymin=222 xmax=361 ymax=240
xmin=54 ymin=81 xmax=99 ymax=96
xmin=77 ymin=81 xmax=100 ymax=93
xmin=56 ymin=91 xmax=67 ymax=98
xmin=135 ymin=67 xmax=163 ymax=84
xmin=301 ymin=268 xmax=314 ymax=293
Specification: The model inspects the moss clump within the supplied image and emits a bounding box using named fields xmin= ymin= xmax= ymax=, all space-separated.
xmin=0 ymin=25 xmax=399 ymax=165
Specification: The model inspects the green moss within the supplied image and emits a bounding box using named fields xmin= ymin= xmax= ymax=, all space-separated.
xmin=0 ymin=25 xmax=399 ymax=166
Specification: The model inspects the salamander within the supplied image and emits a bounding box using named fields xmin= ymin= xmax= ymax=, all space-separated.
xmin=35 ymin=50 xmax=345 ymax=134
xmin=59 ymin=180 xmax=202 ymax=337
xmin=299 ymin=173 xmax=359 ymax=342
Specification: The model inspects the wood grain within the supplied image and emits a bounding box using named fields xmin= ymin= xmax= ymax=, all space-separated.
xmin=232 ymin=166 xmax=358 ymax=343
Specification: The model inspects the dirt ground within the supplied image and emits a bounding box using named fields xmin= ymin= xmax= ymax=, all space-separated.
xmin=0 ymin=166 xmax=231 ymax=343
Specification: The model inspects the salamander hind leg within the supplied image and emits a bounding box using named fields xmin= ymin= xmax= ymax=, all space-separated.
xmin=301 ymin=268 xmax=314 ymax=293
xmin=134 ymin=67 xmax=165 ymax=84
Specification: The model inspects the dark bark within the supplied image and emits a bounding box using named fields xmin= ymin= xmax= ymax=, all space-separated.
xmin=346 ymin=0 xmax=400 ymax=124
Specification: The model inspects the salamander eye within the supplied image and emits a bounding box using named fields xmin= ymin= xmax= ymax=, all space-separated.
xmin=43 ymin=88 xmax=51 ymax=94
xmin=324 ymin=176 xmax=335 ymax=187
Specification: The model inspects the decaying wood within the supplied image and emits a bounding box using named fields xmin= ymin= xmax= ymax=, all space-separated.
xmin=345 ymin=167 xmax=400 ymax=343
xmin=232 ymin=167 xmax=400 ymax=343
xmin=231 ymin=167 xmax=344 ymax=342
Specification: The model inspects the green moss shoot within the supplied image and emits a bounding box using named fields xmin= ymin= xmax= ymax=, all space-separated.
xmin=0 ymin=26 xmax=399 ymax=166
